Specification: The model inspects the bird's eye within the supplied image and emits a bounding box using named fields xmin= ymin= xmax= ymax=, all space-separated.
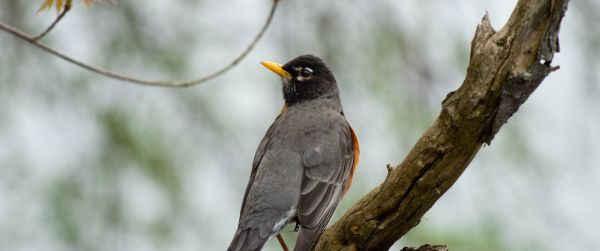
xmin=300 ymin=67 xmax=313 ymax=78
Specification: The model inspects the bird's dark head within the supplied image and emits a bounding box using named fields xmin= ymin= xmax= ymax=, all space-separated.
xmin=261 ymin=55 xmax=339 ymax=105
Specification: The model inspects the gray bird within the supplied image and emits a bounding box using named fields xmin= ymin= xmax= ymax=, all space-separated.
xmin=228 ymin=55 xmax=359 ymax=251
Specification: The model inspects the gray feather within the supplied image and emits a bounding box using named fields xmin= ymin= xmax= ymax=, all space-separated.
xmin=295 ymin=108 xmax=355 ymax=250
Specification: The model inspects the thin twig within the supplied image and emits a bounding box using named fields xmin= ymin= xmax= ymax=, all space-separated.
xmin=0 ymin=0 xmax=280 ymax=88
xmin=33 ymin=0 xmax=72 ymax=41
xmin=276 ymin=234 xmax=289 ymax=251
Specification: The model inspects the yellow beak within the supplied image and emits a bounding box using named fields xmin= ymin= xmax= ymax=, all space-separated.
xmin=261 ymin=61 xmax=292 ymax=80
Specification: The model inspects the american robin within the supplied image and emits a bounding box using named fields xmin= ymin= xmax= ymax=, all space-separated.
xmin=228 ymin=55 xmax=359 ymax=251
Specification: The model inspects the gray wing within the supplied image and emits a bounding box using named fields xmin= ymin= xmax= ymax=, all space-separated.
xmin=239 ymin=113 xmax=282 ymax=217
xmin=230 ymin=113 xmax=304 ymax=251
xmin=294 ymin=119 xmax=355 ymax=251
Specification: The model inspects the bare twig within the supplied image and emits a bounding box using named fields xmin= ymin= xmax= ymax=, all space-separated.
xmin=33 ymin=0 xmax=72 ymax=41
xmin=0 ymin=0 xmax=280 ymax=87
xmin=276 ymin=234 xmax=289 ymax=251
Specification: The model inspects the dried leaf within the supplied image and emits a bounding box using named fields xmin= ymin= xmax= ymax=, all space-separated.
xmin=55 ymin=0 xmax=64 ymax=12
xmin=38 ymin=0 xmax=102 ymax=13
xmin=37 ymin=0 xmax=54 ymax=12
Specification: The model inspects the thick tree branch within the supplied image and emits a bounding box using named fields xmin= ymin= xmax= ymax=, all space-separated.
xmin=401 ymin=244 xmax=448 ymax=251
xmin=0 ymin=0 xmax=280 ymax=88
xmin=315 ymin=0 xmax=569 ymax=250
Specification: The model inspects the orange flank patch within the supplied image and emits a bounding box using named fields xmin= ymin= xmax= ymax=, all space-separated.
xmin=343 ymin=125 xmax=360 ymax=195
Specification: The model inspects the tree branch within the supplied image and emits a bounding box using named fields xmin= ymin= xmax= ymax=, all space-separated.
xmin=0 ymin=0 xmax=280 ymax=88
xmin=314 ymin=0 xmax=569 ymax=250
xmin=401 ymin=244 xmax=448 ymax=251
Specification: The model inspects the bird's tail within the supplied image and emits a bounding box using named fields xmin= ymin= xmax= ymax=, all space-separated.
xmin=228 ymin=227 xmax=268 ymax=251
xmin=293 ymin=226 xmax=324 ymax=251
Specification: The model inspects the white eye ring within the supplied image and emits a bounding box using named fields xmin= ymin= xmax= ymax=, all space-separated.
xmin=296 ymin=67 xmax=313 ymax=81
xmin=300 ymin=67 xmax=313 ymax=77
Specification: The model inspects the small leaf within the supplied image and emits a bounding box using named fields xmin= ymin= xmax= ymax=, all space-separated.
xmin=38 ymin=0 xmax=115 ymax=13
xmin=56 ymin=0 xmax=64 ymax=12
xmin=37 ymin=0 xmax=54 ymax=13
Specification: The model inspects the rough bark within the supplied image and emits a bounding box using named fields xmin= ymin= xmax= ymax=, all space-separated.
xmin=314 ymin=0 xmax=569 ymax=250
xmin=400 ymin=244 xmax=448 ymax=251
